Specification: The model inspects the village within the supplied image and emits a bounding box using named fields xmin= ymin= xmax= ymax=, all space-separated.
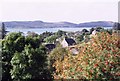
xmin=1 ymin=21 xmax=120 ymax=80
xmin=43 ymin=27 xmax=111 ymax=55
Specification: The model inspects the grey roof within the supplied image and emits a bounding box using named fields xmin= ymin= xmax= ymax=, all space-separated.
xmin=45 ymin=44 xmax=56 ymax=50
xmin=65 ymin=38 xmax=76 ymax=45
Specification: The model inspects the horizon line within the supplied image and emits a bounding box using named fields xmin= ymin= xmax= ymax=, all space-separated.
xmin=1 ymin=20 xmax=116 ymax=24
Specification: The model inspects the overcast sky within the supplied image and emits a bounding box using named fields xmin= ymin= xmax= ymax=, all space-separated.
xmin=0 ymin=0 xmax=119 ymax=23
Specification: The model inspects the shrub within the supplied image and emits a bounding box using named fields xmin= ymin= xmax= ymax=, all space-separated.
xmin=48 ymin=46 xmax=68 ymax=76
xmin=53 ymin=32 xmax=120 ymax=80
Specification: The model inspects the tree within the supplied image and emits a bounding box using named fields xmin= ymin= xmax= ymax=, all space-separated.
xmin=81 ymin=29 xmax=89 ymax=35
xmin=89 ymin=28 xmax=94 ymax=34
xmin=0 ymin=22 xmax=6 ymax=39
xmin=48 ymin=46 xmax=68 ymax=74
xmin=10 ymin=45 xmax=52 ymax=80
xmin=2 ymin=32 xmax=52 ymax=80
xmin=75 ymin=35 xmax=84 ymax=43
xmin=25 ymin=36 xmax=41 ymax=48
xmin=95 ymin=26 xmax=104 ymax=32
xmin=56 ymin=30 xmax=66 ymax=37
xmin=2 ymin=32 xmax=24 ymax=81
xmin=40 ymin=31 xmax=53 ymax=39
xmin=44 ymin=35 xmax=57 ymax=44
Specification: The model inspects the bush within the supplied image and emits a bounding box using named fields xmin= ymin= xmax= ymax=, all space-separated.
xmin=48 ymin=46 xmax=68 ymax=76
xmin=53 ymin=32 xmax=120 ymax=80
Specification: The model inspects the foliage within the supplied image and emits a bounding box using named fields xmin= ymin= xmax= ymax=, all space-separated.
xmin=49 ymin=46 xmax=68 ymax=62
xmin=52 ymin=32 xmax=120 ymax=80
xmin=55 ymin=30 xmax=66 ymax=37
xmin=48 ymin=46 xmax=68 ymax=75
xmin=75 ymin=34 xmax=84 ymax=43
xmin=25 ymin=35 xmax=41 ymax=48
xmin=2 ymin=32 xmax=52 ymax=81
xmin=89 ymin=28 xmax=94 ymax=34
xmin=10 ymin=45 xmax=51 ymax=80
xmin=40 ymin=31 xmax=53 ymax=39
xmin=2 ymin=32 xmax=24 ymax=80
xmin=0 ymin=22 xmax=6 ymax=39
xmin=95 ymin=26 xmax=104 ymax=32
xmin=81 ymin=29 xmax=89 ymax=35
xmin=44 ymin=35 xmax=58 ymax=44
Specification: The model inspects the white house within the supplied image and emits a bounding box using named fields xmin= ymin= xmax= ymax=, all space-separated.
xmin=90 ymin=30 xmax=98 ymax=38
xmin=61 ymin=38 xmax=76 ymax=47
xmin=92 ymin=30 xmax=97 ymax=35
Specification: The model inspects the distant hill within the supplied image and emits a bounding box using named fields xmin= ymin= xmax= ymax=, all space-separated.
xmin=78 ymin=21 xmax=114 ymax=27
xmin=4 ymin=21 xmax=114 ymax=28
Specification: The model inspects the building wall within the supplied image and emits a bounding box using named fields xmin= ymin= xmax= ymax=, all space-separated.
xmin=61 ymin=39 xmax=68 ymax=47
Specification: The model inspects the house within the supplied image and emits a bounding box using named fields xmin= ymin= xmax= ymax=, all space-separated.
xmin=45 ymin=44 xmax=56 ymax=51
xmin=92 ymin=30 xmax=97 ymax=35
xmin=61 ymin=38 xmax=76 ymax=47
xmin=90 ymin=30 xmax=98 ymax=38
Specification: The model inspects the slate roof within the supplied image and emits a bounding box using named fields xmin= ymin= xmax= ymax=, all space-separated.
xmin=45 ymin=44 xmax=56 ymax=50
xmin=65 ymin=38 xmax=76 ymax=46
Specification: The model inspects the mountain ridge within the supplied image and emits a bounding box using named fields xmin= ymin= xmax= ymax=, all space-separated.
xmin=3 ymin=21 xmax=114 ymax=28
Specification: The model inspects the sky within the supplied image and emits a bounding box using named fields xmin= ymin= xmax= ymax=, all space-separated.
xmin=0 ymin=0 xmax=119 ymax=23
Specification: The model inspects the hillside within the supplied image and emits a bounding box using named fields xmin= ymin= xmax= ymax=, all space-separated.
xmin=78 ymin=21 xmax=114 ymax=27
xmin=4 ymin=21 xmax=114 ymax=28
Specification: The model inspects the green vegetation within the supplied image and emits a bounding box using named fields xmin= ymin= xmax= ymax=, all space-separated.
xmin=1 ymin=32 xmax=52 ymax=81
xmin=0 ymin=23 xmax=6 ymax=39
xmin=44 ymin=35 xmax=57 ymax=44
xmin=1 ymin=25 xmax=120 ymax=80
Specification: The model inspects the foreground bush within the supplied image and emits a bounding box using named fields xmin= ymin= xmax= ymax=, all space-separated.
xmin=53 ymin=32 xmax=120 ymax=80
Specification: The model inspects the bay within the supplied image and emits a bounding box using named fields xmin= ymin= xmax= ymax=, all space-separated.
xmin=6 ymin=27 xmax=112 ymax=35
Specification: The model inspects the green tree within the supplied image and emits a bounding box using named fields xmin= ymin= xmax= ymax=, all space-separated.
xmin=48 ymin=46 xmax=68 ymax=73
xmin=56 ymin=30 xmax=66 ymax=37
xmin=89 ymin=27 xmax=94 ymax=34
xmin=0 ymin=22 xmax=6 ymax=39
xmin=2 ymin=32 xmax=24 ymax=81
xmin=40 ymin=31 xmax=53 ymax=39
xmin=2 ymin=32 xmax=52 ymax=80
xmin=44 ymin=35 xmax=57 ymax=44
xmin=95 ymin=26 xmax=104 ymax=32
xmin=75 ymin=34 xmax=84 ymax=43
xmin=81 ymin=29 xmax=89 ymax=35
xmin=10 ymin=45 xmax=52 ymax=80
xmin=25 ymin=36 xmax=41 ymax=48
